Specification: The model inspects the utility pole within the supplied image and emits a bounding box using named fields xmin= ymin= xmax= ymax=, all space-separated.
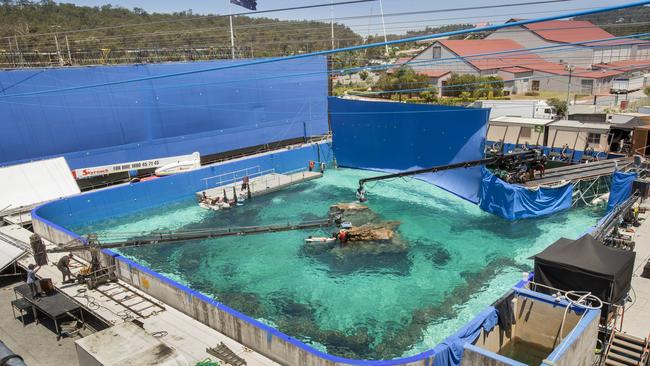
xmin=229 ymin=1 xmax=236 ymax=59
xmin=379 ymin=0 xmax=389 ymax=57
xmin=14 ymin=36 xmax=24 ymax=66
xmin=330 ymin=0 xmax=335 ymax=50
xmin=65 ymin=35 xmax=72 ymax=65
xmin=565 ymin=64 xmax=575 ymax=118
xmin=54 ymin=34 xmax=64 ymax=66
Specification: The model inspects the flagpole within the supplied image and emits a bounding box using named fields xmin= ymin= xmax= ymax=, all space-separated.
xmin=330 ymin=0 xmax=334 ymax=50
xmin=229 ymin=1 xmax=236 ymax=59
xmin=379 ymin=0 xmax=388 ymax=56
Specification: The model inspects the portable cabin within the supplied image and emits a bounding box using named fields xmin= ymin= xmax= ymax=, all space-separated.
xmin=486 ymin=116 xmax=554 ymax=152
xmin=547 ymin=119 xmax=610 ymax=161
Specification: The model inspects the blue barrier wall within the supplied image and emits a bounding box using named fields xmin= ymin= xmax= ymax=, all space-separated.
xmin=329 ymin=98 xmax=489 ymax=203
xmin=35 ymin=142 xmax=332 ymax=228
xmin=479 ymin=168 xmax=574 ymax=221
xmin=0 ymin=57 xmax=328 ymax=169
xmin=607 ymin=171 xmax=638 ymax=212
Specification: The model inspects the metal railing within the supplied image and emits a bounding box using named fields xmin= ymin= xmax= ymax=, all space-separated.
xmin=201 ymin=166 xmax=266 ymax=190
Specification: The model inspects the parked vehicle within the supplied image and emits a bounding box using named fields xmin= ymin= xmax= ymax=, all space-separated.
xmin=468 ymin=100 xmax=556 ymax=119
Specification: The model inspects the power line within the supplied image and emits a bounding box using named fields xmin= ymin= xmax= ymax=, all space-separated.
xmin=1 ymin=1 xmax=648 ymax=98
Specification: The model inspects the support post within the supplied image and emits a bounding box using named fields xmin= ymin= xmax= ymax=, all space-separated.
xmin=229 ymin=2 xmax=235 ymax=60
xmin=65 ymin=35 xmax=72 ymax=65
xmin=54 ymin=34 xmax=64 ymax=66
xmin=330 ymin=0 xmax=335 ymax=50
xmin=379 ymin=0 xmax=389 ymax=56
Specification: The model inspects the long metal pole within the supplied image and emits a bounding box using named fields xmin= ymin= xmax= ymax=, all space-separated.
xmin=54 ymin=34 xmax=63 ymax=66
xmin=330 ymin=0 xmax=335 ymax=50
xmin=565 ymin=65 xmax=573 ymax=118
xmin=65 ymin=35 xmax=72 ymax=65
xmin=229 ymin=2 xmax=236 ymax=59
xmin=379 ymin=0 xmax=389 ymax=56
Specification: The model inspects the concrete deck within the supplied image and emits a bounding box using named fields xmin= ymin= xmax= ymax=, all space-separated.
xmin=621 ymin=204 xmax=650 ymax=340
xmin=198 ymin=170 xmax=323 ymax=202
xmin=0 ymin=224 xmax=280 ymax=366
xmin=0 ymin=283 xmax=80 ymax=366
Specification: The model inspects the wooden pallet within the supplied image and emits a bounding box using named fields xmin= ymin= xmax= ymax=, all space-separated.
xmin=206 ymin=342 xmax=247 ymax=366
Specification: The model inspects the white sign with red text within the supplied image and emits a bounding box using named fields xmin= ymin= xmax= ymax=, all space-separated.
xmin=72 ymin=152 xmax=200 ymax=179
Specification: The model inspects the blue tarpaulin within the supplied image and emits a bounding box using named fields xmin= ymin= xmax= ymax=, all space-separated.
xmin=329 ymin=98 xmax=489 ymax=203
xmin=0 ymin=57 xmax=328 ymax=169
xmin=432 ymin=306 xmax=498 ymax=366
xmin=607 ymin=171 xmax=638 ymax=212
xmin=478 ymin=168 xmax=573 ymax=221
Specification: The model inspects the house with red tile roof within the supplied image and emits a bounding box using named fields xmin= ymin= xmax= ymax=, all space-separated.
xmin=485 ymin=19 xmax=650 ymax=68
xmin=402 ymin=38 xmax=629 ymax=95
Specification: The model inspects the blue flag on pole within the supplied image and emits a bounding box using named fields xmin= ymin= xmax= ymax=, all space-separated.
xmin=230 ymin=0 xmax=257 ymax=10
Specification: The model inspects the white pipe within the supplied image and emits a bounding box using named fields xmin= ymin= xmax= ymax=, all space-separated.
xmin=379 ymin=0 xmax=389 ymax=56
xmin=229 ymin=2 xmax=235 ymax=59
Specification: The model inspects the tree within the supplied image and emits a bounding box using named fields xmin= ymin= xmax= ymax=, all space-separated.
xmin=420 ymin=87 xmax=438 ymax=103
xmin=547 ymin=98 xmax=568 ymax=118
xmin=373 ymin=67 xmax=430 ymax=99
xmin=359 ymin=70 xmax=369 ymax=81
xmin=443 ymin=73 xmax=504 ymax=98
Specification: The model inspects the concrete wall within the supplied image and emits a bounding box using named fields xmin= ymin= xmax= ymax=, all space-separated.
xmin=463 ymin=289 xmax=600 ymax=366
xmin=409 ymin=42 xmax=479 ymax=75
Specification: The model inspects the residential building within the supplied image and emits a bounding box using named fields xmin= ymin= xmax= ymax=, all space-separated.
xmin=485 ymin=19 xmax=650 ymax=68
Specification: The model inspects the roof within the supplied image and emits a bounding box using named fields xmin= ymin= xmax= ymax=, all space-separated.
xmin=533 ymin=234 xmax=635 ymax=303
xmin=0 ymin=157 xmax=80 ymax=212
xmin=549 ymin=119 xmax=610 ymax=131
xmin=593 ymin=59 xmax=650 ymax=73
xmin=438 ymin=39 xmax=547 ymax=71
xmin=490 ymin=116 xmax=554 ymax=126
xmin=0 ymin=226 xmax=26 ymax=273
xmin=386 ymin=57 xmax=416 ymax=74
xmin=416 ymin=70 xmax=451 ymax=78
xmin=432 ymin=39 xmax=621 ymax=79
xmin=523 ymin=20 xmax=644 ymax=46
xmin=500 ymin=66 xmax=531 ymax=73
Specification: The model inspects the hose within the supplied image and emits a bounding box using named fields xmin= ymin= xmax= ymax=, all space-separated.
xmin=553 ymin=291 xmax=603 ymax=359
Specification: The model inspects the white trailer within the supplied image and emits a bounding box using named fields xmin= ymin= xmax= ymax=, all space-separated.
xmin=468 ymin=100 xmax=556 ymax=119
xmin=611 ymin=76 xmax=645 ymax=94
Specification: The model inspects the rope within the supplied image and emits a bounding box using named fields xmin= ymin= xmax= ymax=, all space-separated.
xmin=1 ymin=1 xmax=648 ymax=98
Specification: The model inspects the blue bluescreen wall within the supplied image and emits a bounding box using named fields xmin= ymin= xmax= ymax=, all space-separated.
xmin=0 ymin=57 xmax=328 ymax=169
xmin=478 ymin=168 xmax=573 ymax=221
xmin=607 ymin=171 xmax=638 ymax=212
xmin=329 ymin=98 xmax=489 ymax=203
xmin=35 ymin=142 xmax=332 ymax=228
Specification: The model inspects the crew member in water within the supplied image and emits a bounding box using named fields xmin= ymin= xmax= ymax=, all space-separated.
xmin=337 ymin=230 xmax=348 ymax=246
xmin=357 ymin=186 xmax=367 ymax=202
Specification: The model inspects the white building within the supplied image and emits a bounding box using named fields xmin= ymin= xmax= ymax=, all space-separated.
xmin=486 ymin=19 xmax=650 ymax=68
xmin=402 ymin=39 xmax=622 ymax=95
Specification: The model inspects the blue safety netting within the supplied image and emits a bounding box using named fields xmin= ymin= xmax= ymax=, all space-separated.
xmin=329 ymin=98 xmax=489 ymax=203
xmin=432 ymin=306 xmax=498 ymax=366
xmin=478 ymin=168 xmax=573 ymax=221
xmin=0 ymin=57 xmax=328 ymax=169
xmin=607 ymin=171 xmax=638 ymax=212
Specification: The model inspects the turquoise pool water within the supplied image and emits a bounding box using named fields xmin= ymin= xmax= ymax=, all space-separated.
xmin=75 ymin=168 xmax=602 ymax=360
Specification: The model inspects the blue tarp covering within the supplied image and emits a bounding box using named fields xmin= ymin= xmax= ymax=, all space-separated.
xmin=607 ymin=171 xmax=638 ymax=212
xmin=329 ymin=98 xmax=489 ymax=203
xmin=478 ymin=168 xmax=573 ymax=221
xmin=0 ymin=57 xmax=328 ymax=169
xmin=432 ymin=306 xmax=498 ymax=366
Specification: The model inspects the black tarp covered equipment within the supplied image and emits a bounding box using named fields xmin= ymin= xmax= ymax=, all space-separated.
xmin=533 ymin=234 xmax=635 ymax=304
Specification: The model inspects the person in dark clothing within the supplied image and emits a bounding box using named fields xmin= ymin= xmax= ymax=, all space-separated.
xmin=57 ymin=254 xmax=75 ymax=283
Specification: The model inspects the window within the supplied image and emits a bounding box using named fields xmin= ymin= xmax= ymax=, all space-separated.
xmin=581 ymin=79 xmax=594 ymax=94
xmin=432 ymin=46 xmax=441 ymax=59
xmin=531 ymin=80 xmax=540 ymax=91
xmin=520 ymin=127 xmax=532 ymax=138
xmin=588 ymin=133 xmax=601 ymax=145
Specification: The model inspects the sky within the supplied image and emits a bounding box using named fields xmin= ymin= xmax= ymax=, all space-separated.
xmin=61 ymin=0 xmax=636 ymax=36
